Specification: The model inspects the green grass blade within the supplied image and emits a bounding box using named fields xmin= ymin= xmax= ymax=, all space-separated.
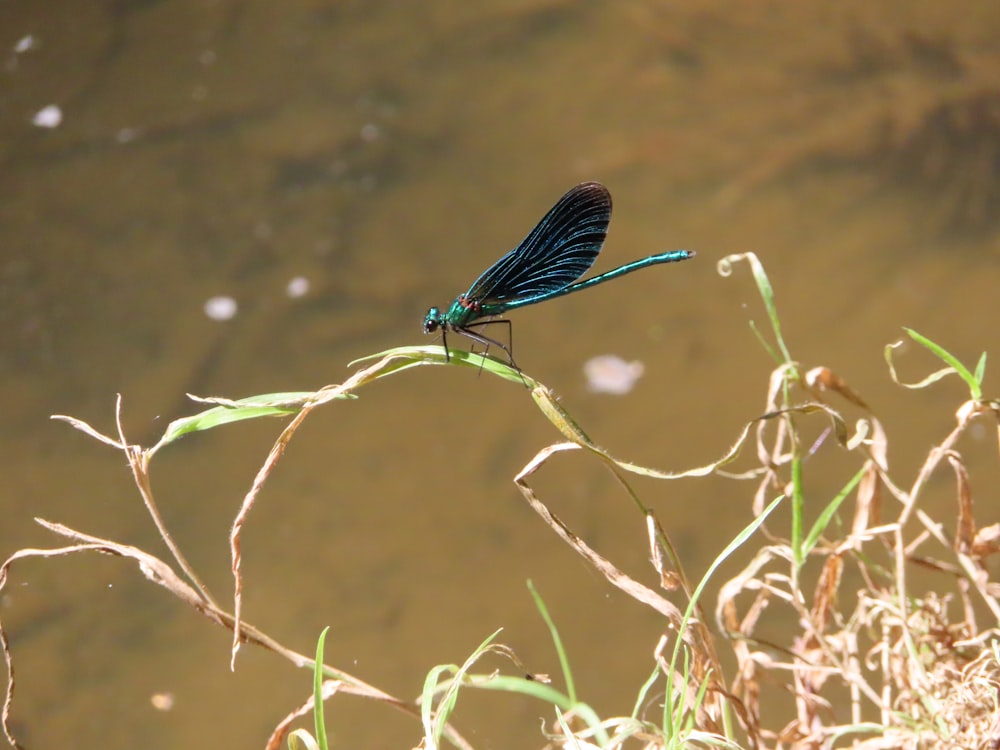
xmin=721 ymin=252 xmax=793 ymax=364
xmin=665 ymin=495 xmax=783 ymax=734
xmin=791 ymin=454 xmax=804 ymax=568
xmin=802 ymin=465 xmax=867 ymax=560
xmin=313 ymin=626 xmax=330 ymax=750
xmin=974 ymin=351 xmax=988 ymax=386
xmin=155 ymin=391 xmax=323 ymax=449
xmin=470 ymin=676 xmax=609 ymax=745
xmin=421 ymin=663 xmax=454 ymax=750
xmin=351 ymin=345 xmax=535 ymax=386
xmin=632 ymin=663 xmax=662 ymax=720
xmin=748 ymin=319 xmax=781 ymax=364
xmin=903 ymin=327 xmax=983 ymax=399
xmin=420 ymin=629 xmax=505 ymax=750
xmin=527 ymin=580 xmax=576 ymax=703
xmin=746 ymin=255 xmax=791 ymax=363
xmin=155 ymin=345 xmax=535 ymax=454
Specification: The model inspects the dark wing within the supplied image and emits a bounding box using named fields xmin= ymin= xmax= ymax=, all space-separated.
xmin=464 ymin=182 xmax=610 ymax=304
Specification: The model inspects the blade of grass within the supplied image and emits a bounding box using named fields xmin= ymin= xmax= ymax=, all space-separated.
xmin=720 ymin=252 xmax=793 ymax=364
xmin=313 ymin=626 xmax=330 ymax=750
xmin=904 ymin=327 xmax=983 ymax=399
xmin=471 ymin=676 xmax=609 ymax=745
xmin=886 ymin=329 xmax=985 ymax=399
xmin=801 ymin=464 xmax=867 ymax=560
xmin=420 ymin=629 xmax=504 ymax=750
xmin=974 ymin=352 xmax=988 ymax=386
xmin=791 ymin=453 xmax=804 ymax=568
xmin=351 ymin=345 xmax=535 ymax=386
xmin=527 ymin=580 xmax=577 ymax=704
xmin=664 ymin=495 xmax=783 ymax=737
xmin=154 ymin=392 xmax=322 ymax=449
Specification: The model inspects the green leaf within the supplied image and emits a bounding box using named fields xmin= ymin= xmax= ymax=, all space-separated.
xmin=154 ymin=392 xmax=334 ymax=449
xmin=802 ymin=465 xmax=867 ymax=560
xmin=313 ymin=626 xmax=330 ymax=750
xmin=352 ymin=345 xmax=535 ymax=386
xmin=665 ymin=495 xmax=782 ymax=735
xmin=527 ymin=581 xmax=576 ymax=704
xmin=903 ymin=328 xmax=983 ymax=399
xmin=974 ymin=352 xmax=988 ymax=387
xmin=720 ymin=252 xmax=793 ymax=365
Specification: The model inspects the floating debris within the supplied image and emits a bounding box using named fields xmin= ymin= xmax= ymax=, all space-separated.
xmin=32 ymin=104 xmax=62 ymax=129
xmin=583 ymin=354 xmax=645 ymax=395
xmin=14 ymin=35 xmax=37 ymax=54
xmin=204 ymin=295 xmax=238 ymax=321
xmin=150 ymin=692 xmax=174 ymax=711
xmin=286 ymin=276 xmax=310 ymax=298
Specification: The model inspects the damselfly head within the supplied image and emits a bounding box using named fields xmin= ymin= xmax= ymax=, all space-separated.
xmin=423 ymin=308 xmax=442 ymax=334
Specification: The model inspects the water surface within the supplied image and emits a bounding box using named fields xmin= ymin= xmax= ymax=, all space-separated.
xmin=2 ymin=2 xmax=999 ymax=747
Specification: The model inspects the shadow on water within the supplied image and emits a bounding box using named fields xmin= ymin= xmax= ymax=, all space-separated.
xmin=2 ymin=1 xmax=1000 ymax=748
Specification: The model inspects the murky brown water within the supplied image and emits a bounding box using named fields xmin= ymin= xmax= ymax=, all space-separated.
xmin=2 ymin=1 xmax=1000 ymax=748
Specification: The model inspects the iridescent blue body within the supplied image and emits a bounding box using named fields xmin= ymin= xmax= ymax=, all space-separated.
xmin=422 ymin=182 xmax=694 ymax=365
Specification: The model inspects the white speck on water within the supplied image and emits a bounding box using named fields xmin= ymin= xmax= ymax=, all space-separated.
xmin=286 ymin=276 xmax=310 ymax=298
xmin=583 ymin=354 xmax=645 ymax=395
xmin=204 ymin=295 xmax=238 ymax=321
xmin=32 ymin=104 xmax=62 ymax=128
xmin=14 ymin=35 xmax=37 ymax=54
xmin=150 ymin=692 xmax=175 ymax=711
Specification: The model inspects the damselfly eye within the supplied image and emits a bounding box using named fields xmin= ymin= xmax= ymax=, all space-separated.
xmin=423 ymin=308 xmax=441 ymax=334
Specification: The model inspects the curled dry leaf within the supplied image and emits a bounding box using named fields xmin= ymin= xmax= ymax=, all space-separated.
xmin=972 ymin=524 xmax=1000 ymax=558
xmin=805 ymin=366 xmax=871 ymax=411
